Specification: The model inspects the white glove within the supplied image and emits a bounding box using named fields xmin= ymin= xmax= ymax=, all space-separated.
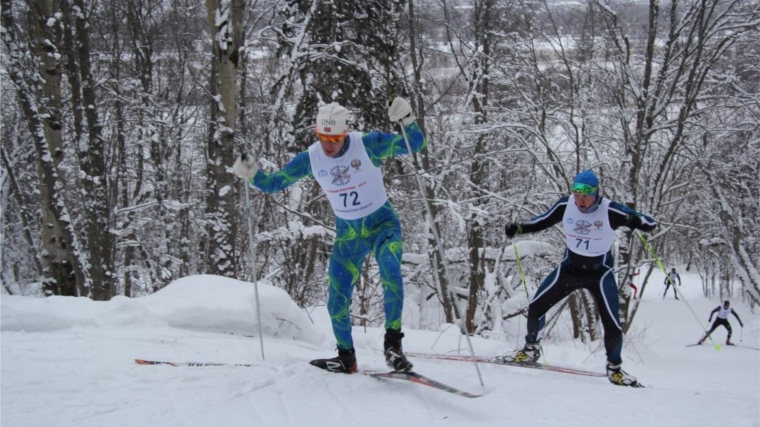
xmin=233 ymin=153 xmax=259 ymax=180
xmin=388 ymin=97 xmax=415 ymax=125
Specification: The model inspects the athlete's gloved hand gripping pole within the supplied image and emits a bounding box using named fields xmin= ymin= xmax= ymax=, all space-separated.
xmin=504 ymin=223 xmax=522 ymax=238
xmin=232 ymin=150 xmax=265 ymax=360
xmin=388 ymin=97 xmax=416 ymax=125
xmin=391 ymin=96 xmax=485 ymax=390
xmin=233 ymin=152 xmax=259 ymax=180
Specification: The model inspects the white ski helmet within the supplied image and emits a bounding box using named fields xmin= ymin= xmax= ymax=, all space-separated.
xmin=315 ymin=103 xmax=349 ymax=135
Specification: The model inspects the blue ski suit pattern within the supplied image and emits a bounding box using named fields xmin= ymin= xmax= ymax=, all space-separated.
xmin=248 ymin=123 xmax=426 ymax=350
xmin=519 ymin=196 xmax=657 ymax=365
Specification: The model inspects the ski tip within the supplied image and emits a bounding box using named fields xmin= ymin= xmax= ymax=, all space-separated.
xmin=135 ymin=359 xmax=177 ymax=367
xmin=364 ymin=370 xmax=483 ymax=398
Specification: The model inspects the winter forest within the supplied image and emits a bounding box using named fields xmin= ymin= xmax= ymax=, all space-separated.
xmin=1 ymin=0 xmax=759 ymax=342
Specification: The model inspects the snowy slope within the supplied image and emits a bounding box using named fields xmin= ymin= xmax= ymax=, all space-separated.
xmin=2 ymin=273 xmax=758 ymax=427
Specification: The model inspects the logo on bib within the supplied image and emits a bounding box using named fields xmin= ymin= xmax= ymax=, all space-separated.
xmin=351 ymin=158 xmax=362 ymax=170
xmin=573 ymin=219 xmax=593 ymax=235
xmin=331 ymin=165 xmax=351 ymax=186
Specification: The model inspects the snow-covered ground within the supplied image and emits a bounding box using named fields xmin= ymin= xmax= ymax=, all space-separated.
xmin=2 ymin=272 xmax=758 ymax=427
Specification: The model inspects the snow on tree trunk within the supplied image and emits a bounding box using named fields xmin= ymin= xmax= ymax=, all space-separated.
xmin=203 ymin=0 xmax=243 ymax=278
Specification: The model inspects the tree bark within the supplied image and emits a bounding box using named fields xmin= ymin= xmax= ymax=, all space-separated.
xmin=1 ymin=0 xmax=88 ymax=296
xmin=203 ymin=0 xmax=243 ymax=277
xmin=59 ymin=0 xmax=115 ymax=299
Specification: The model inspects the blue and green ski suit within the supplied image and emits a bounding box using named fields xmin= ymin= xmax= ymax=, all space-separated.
xmin=248 ymin=123 xmax=426 ymax=350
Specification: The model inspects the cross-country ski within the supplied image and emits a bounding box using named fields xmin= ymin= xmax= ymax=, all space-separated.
xmin=135 ymin=358 xmax=254 ymax=368
xmin=363 ymin=370 xmax=483 ymax=398
xmin=686 ymin=343 xmax=759 ymax=351
xmin=406 ymin=352 xmax=607 ymax=377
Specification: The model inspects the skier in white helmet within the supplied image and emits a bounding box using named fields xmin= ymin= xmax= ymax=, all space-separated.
xmin=233 ymin=97 xmax=425 ymax=373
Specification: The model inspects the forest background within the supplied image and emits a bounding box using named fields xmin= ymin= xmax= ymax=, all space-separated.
xmin=2 ymin=0 xmax=758 ymax=342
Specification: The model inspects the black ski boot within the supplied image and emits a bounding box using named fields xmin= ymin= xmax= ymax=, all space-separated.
xmin=310 ymin=348 xmax=357 ymax=373
xmin=384 ymin=329 xmax=413 ymax=372
xmin=494 ymin=341 xmax=542 ymax=364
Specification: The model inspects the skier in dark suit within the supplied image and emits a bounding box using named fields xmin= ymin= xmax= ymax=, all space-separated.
xmin=698 ymin=301 xmax=744 ymax=345
xmin=500 ymin=169 xmax=657 ymax=387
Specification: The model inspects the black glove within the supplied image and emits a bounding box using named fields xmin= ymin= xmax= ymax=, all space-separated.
xmin=505 ymin=223 xmax=522 ymax=238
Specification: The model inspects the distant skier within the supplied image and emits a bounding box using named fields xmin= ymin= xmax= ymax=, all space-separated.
xmin=500 ymin=169 xmax=657 ymax=387
xmin=629 ymin=282 xmax=638 ymax=299
xmin=698 ymin=301 xmax=744 ymax=345
xmin=629 ymin=269 xmax=640 ymax=299
xmin=663 ymin=268 xmax=681 ymax=299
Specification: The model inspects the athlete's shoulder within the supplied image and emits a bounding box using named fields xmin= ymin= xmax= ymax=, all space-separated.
xmin=549 ymin=195 xmax=571 ymax=213
xmin=607 ymin=199 xmax=636 ymax=215
xmin=526 ymin=196 xmax=568 ymax=225
xmin=359 ymin=130 xmax=379 ymax=144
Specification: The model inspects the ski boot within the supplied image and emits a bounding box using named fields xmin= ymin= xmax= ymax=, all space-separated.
xmin=494 ymin=342 xmax=542 ymax=364
xmin=310 ymin=348 xmax=357 ymax=373
xmin=384 ymin=329 xmax=413 ymax=372
xmin=726 ymin=340 xmax=735 ymax=346
xmin=606 ymin=362 xmax=640 ymax=387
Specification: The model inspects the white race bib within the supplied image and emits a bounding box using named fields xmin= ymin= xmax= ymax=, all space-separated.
xmin=309 ymin=132 xmax=388 ymax=220
xmin=563 ymin=198 xmax=616 ymax=256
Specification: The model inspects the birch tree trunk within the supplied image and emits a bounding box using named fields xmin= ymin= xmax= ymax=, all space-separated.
xmin=204 ymin=0 xmax=244 ymax=277
xmin=1 ymin=0 xmax=87 ymax=296
xmin=24 ymin=0 xmax=81 ymax=296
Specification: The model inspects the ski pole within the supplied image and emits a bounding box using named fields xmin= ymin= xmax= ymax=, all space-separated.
xmin=243 ymin=161 xmax=265 ymax=360
xmin=513 ymin=243 xmax=530 ymax=298
xmin=512 ymin=243 xmax=533 ymax=358
xmin=513 ymin=243 xmax=539 ymax=359
xmin=398 ymin=120 xmax=485 ymax=389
